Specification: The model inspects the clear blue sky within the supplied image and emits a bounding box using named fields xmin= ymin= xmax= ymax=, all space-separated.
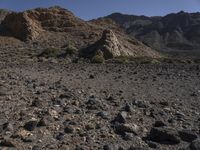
xmin=0 ymin=0 xmax=200 ymax=20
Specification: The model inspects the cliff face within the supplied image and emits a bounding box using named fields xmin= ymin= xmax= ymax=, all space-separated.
xmin=2 ymin=7 xmax=86 ymax=41
xmin=106 ymin=11 xmax=200 ymax=52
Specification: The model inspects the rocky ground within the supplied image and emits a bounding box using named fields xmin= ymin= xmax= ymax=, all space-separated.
xmin=0 ymin=61 xmax=200 ymax=150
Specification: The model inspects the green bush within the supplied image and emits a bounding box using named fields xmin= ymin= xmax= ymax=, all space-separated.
xmin=114 ymin=56 xmax=129 ymax=64
xmin=65 ymin=44 xmax=78 ymax=55
xmin=91 ymin=54 xmax=105 ymax=63
xmin=39 ymin=48 xmax=60 ymax=58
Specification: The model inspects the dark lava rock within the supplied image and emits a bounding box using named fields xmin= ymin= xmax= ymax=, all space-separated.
xmin=114 ymin=111 xmax=127 ymax=123
xmin=21 ymin=134 xmax=36 ymax=142
xmin=114 ymin=123 xmax=139 ymax=135
xmin=64 ymin=126 xmax=74 ymax=133
xmin=132 ymin=99 xmax=149 ymax=108
xmin=148 ymin=127 xmax=181 ymax=144
xmin=86 ymin=96 xmax=104 ymax=110
xmin=178 ymin=130 xmax=198 ymax=142
xmin=106 ymin=96 xmax=115 ymax=102
xmin=0 ymin=122 xmax=13 ymax=133
xmin=55 ymin=132 xmax=65 ymax=141
xmin=96 ymin=111 xmax=109 ymax=119
xmin=154 ymin=120 xmax=166 ymax=127
xmin=37 ymin=117 xmax=49 ymax=127
xmin=24 ymin=120 xmax=38 ymax=131
xmin=0 ymin=138 xmax=15 ymax=147
xmin=75 ymin=145 xmax=84 ymax=150
xmin=190 ymin=138 xmax=200 ymax=150
xmin=59 ymin=93 xmax=71 ymax=99
xmin=146 ymin=141 xmax=157 ymax=149
xmin=31 ymin=98 xmax=43 ymax=107
xmin=124 ymin=103 xmax=134 ymax=113
xmin=128 ymin=146 xmax=149 ymax=150
xmin=0 ymin=85 xmax=8 ymax=96
xmin=124 ymin=132 xmax=135 ymax=141
xmin=103 ymin=144 xmax=120 ymax=150
xmin=89 ymin=74 xmax=95 ymax=79
xmin=32 ymin=146 xmax=40 ymax=150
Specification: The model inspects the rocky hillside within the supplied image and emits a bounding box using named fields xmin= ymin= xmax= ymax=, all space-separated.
xmin=0 ymin=6 xmax=160 ymax=61
xmin=0 ymin=9 xmax=10 ymax=22
xmin=105 ymin=11 xmax=200 ymax=54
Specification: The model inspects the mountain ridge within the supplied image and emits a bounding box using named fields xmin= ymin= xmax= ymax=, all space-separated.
xmin=105 ymin=11 xmax=200 ymax=56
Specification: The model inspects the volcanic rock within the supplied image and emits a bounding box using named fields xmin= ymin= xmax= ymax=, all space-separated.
xmin=148 ymin=127 xmax=181 ymax=144
xmin=190 ymin=138 xmax=200 ymax=150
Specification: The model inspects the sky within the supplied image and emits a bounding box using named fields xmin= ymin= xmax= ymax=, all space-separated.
xmin=0 ymin=0 xmax=200 ymax=20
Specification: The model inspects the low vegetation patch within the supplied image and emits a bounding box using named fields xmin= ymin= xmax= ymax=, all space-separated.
xmin=65 ymin=44 xmax=78 ymax=55
xmin=91 ymin=54 xmax=105 ymax=63
xmin=38 ymin=48 xmax=61 ymax=58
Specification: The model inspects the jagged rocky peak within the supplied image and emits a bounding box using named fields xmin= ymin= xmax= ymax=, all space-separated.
xmin=98 ymin=29 xmax=124 ymax=58
xmin=82 ymin=29 xmax=160 ymax=59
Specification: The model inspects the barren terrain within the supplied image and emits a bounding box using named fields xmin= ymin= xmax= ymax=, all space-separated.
xmin=0 ymin=61 xmax=200 ymax=150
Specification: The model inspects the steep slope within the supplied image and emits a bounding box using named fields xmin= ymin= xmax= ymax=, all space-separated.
xmin=106 ymin=12 xmax=200 ymax=54
xmin=82 ymin=29 xmax=159 ymax=59
xmin=0 ymin=6 xmax=160 ymax=60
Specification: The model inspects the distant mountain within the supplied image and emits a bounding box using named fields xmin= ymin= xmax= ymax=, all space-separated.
xmin=0 ymin=6 xmax=160 ymax=60
xmin=105 ymin=11 xmax=200 ymax=55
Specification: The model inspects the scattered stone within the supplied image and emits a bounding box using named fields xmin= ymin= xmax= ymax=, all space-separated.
xmin=48 ymin=109 xmax=59 ymax=119
xmin=124 ymin=103 xmax=134 ymax=113
xmin=154 ymin=120 xmax=166 ymax=127
xmin=124 ymin=132 xmax=135 ymax=141
xmin=55 ymin=132 xmax=65 ymax=141
xmin=59 ymin=145 xmax=70 ymax=150
xmin=13 ymin=129 xmax=36 ymax=143
xmin=31 ymin=98 xmax=43 ymax=107
xmin=0 ymin=84 xmax=8 ymax=96
xmin=128 ymin=146 xmax=149 ymax=150
xmin=0 ymin=122 xmax=13 ymax=133
xmin=114 ymin=123 xmax=140 ymax=135
xmin=85 ymin=124 xmax=95 ymax=130
xmin=0 ymin=138 xmax=16 ymax=147
xmin=75 ymin=145 xmax=84 ymax=150
xmin=32 ymin=146 xmax=40 ymax=150
xmin=96 ymin=111 xmax=109 ymax=119
xmin=37 ymin=117 xmax=49 ymax=127
xmin=114 ymin=111 xmax=127 ymax=123
xmin=132 ymin=99 xmax=149 ymax=108
xmin=146 ymin=141 xmax=157 ymax=149
xmin=21 ymin=134 xmax=36 ymax=142
xmin=190 ymin=138 xmax=200 ymax=150
xmin=86 ymin=96 xmax=103 ymax=110
xmin=179 ymin=130 xmax=198 ymax=142
xmin=59 ymin=93 xmax=71 ymax=99
xmin=159 ymin=101 xmax=169 ymax=106
xmin=103 ymin=144 xmax=119 ymax=150
xmin=106 ymin=96 xmax=115 ymax=102
xmin=89 ymin=74 xmax=95 ymax=79
xmin=64 ymin=126 xmax=75 ymax=133
xmin=24 ymin=120 xmax=38 ymax=131
xmin=149 ymin=127 xmax=181 ymax=144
